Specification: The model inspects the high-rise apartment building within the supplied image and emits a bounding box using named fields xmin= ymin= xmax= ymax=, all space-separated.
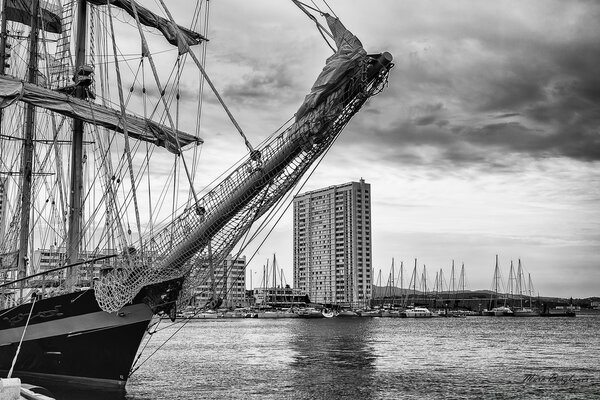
xmin=293 ymin=179 xmax=372 ymax=307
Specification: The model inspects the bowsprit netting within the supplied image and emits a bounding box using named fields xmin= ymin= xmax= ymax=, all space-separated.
xmin=93 ymin=17 xmax=393 ymax=313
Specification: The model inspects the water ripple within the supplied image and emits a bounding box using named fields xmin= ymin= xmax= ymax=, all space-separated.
xmin=49 ymin=315 xmax=600 ymax=400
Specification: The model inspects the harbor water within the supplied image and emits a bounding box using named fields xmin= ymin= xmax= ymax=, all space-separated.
xmin=53 ymin=315 xmax=600 ymax=399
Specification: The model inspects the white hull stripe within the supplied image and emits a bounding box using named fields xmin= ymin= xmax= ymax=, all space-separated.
xmin=0 ymin=303 xmax=153 ymax=346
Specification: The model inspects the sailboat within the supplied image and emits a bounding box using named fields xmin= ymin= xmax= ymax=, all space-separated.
xmin=0 ymin=0 xmax=393 ymax=391
xmin=257 ymin=254 xmax=298 ymax=318
xmin=400 ymin=259 xmax=433 ymax=318
xmin=512 ymin=260 xmax=540 ymax=317
xmin=481 ymin=255 xmax=513 ymax=316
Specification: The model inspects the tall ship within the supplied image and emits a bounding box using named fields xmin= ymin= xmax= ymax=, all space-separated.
xmin=0 ymin=0 xmax=392 ymax=392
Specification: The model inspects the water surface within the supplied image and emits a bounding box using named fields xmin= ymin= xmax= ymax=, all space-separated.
xmin=53 ymin=315 xmax=600 ymax=399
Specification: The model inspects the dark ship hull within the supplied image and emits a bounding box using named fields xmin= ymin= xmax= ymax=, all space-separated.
xmin=0 ymin=280 xmax=181 ymax=391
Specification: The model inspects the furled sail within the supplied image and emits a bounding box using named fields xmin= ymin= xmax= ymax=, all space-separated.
xmin=86 ymin=0 xmax=206 ymax=48
xmin=0 ymin=76 xmax=202 ymax=154
xmin=295 ymin=15 xmax=367 ymax=121
xmin=4 ymin=0 xmax=62 ymax=34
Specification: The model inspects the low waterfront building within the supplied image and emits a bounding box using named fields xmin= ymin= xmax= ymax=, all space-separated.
xmin=253 ymin=284 xmax=310 ymax=308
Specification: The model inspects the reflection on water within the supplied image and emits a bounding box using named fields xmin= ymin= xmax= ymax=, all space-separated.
xmin=46 ymin=315 xmax=600 ymax=400
xmin=289 ymin=318 xmax=377 ymax=399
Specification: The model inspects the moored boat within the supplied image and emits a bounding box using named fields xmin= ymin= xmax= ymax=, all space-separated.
xmin=401 ymin=307 xmax=434 ymax=318
xmin=512 ymin=307 xmax=540 ymax=317
xmin=358 ymin=309 xmax=382 ymax=317
xmin=295 ymin=307 xmax=325 ymax=319
xmin=336 ymin=309 xmax=359 ymax=318
xmin=380 ymin=309 xmax=401 ymax=318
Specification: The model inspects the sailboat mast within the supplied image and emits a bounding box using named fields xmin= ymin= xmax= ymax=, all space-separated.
xmin=272 ymin=254 xmax=276 ymax=305
xmin=491 ymin=254 xmax=499 ymax=308
xmin=66 ymin=0 xmax=89 ymax=278
xmin=0 ymin=0 xmax=8 ymax=76
xmin=460 ymin=263 xmax=465 ymax=293
xmin=508 ymin=260 xmax=514 ymax=306
xmin=17 ymin=0 xmax=41 ymax=291
xmin=517 ymin=259 xmax=523 ymax=308
xmin=413 ymin=258 xmax=417 ymax=305
xmin=400 ymin=261 xmax=403 ymax=294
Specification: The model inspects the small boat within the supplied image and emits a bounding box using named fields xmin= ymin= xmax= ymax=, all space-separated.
xmin=295 ymin=307 xmax=325 ymax=318
xmin=513 ymin=307 xmax=540 ymax=317
xmin=482 ymin=306 xmax=514 ymax=316
xmin=380 ymin=309 xmax=401 ymax=318
xmin=401 ymin=307 xmax=434 ymax=318
xmin=196 ymin=310 xmax=220 ymax=319
xmin=336 ymin=309 xmax=359 ymax=317
xmin=358 ymin=309 xmax=382 ymax=317
xmin=492 ymin=306 xmax=514 ymax=316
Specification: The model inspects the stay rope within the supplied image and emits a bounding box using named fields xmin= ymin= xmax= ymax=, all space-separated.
xmin=106 ymin=0 xmax=143 ymax=256
xmin=158 ymin=0 xmax=258 ymax=161
xmin=7 ymin=297 xmax=36 ymax=378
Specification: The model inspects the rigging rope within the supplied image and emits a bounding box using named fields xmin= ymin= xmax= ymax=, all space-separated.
xmin=158 ymin=0 xmax=259 ymax=161
xmin=7 ymin=296 xmax=36 ymax=378
xmin=127 ymin=0 xmax=203 ymax=213
xmin=128 ymin=316 xmax=192 ymax=378
xmin=105 ymin=0 xmax=143 ymax=259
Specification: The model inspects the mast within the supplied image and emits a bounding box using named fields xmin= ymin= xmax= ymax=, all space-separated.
xmin=527 ymin=272 xmax=534 ymax=307
xmin=400 ymin=261 xmax=403 ymax=296
xmin=516 ymin=259 xmax=523 ymax=308
xmin=433 ymin=270 xmax=439 ymax=308
xmin=0 ymin=0 xmax=9 ymax=76
xmin=391 ymin=258 xmax=395 ymax=288
xmin=376 ymin=268 xmax=381 ymax=306
xmin=448 ymin=260 xmax=456 ymax=297
xmin=16 ymin=0 xmax=41 ymax=296
xmin=66 ymin=0 xmax=88 ymax=283
xmin=412 ymin=258 xmax=416 ymax=306
xmin=459 ymin=263 xmax=465 ymax=294
xmin=507 ymin=260 xmax=515 ymax=306
xmin=422 ymin=264 xmax=427 ymax=298
xmin=490 ymin=254 xmax=500 ymax=309
xmin=272 ymin=254 xmax=276 ymax=306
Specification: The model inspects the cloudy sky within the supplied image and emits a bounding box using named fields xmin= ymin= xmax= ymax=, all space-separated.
xmin=153 ymin=0 xmax=599 ymax=298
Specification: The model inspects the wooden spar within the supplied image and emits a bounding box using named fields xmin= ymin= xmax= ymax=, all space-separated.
xmin=17 ymin=0 xmax=40 ymax=297
xmin=66 ymin=0 xmax=88 ymax=283
xmin=0 ymin=0 xmax=8 ymax=75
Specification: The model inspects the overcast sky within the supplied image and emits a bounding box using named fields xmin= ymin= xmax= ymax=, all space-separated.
xmin=157 ymin=0 xmax=600 ymax=298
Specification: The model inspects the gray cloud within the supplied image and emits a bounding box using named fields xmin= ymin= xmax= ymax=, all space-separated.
xmin=336 ymin=0 xmax=600 ymax=169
